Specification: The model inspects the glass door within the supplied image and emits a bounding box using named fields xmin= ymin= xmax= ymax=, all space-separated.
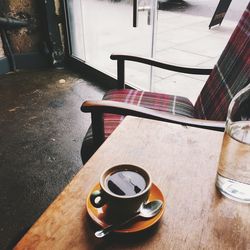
xmin=65 ymin=0 xmax=157 ymax=90
xmin=66 ymin=0 xmax=86 ymax=61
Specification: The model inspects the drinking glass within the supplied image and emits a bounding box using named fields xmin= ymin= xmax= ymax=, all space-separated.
xmin=216 ymin=84 xmax=250 ymax=203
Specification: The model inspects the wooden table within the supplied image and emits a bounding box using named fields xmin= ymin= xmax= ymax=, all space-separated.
xmin=15 ymin=116 xmax=250 ymax=249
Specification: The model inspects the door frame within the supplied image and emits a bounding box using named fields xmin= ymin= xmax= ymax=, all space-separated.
xmin=62 ymin=0 xmax=118 ymax=88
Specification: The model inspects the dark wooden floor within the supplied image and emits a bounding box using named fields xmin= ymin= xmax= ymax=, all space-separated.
xmin=0 ymin=68 xmax=105 ymax=249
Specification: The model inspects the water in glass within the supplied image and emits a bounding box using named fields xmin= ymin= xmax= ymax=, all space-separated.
xmin=216 ymin=84 xmax=250 ymax=203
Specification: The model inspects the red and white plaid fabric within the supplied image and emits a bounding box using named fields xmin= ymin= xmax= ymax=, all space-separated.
xmin=194 ymin=3 xmax=250 ymax=120
xmin=82 ymin=89 xmax=194 ymax=162
xmin=102 ymin=89 xmax=194 ymax=138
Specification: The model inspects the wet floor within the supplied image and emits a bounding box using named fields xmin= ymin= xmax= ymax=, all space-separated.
xmin=0 ymin=69 xmax=105 ymax=249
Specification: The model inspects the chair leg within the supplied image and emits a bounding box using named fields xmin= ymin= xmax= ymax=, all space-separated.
xmin=91 ymin=112 xmax=105 ymax=150
xmin=117 ymin=59 xmax=125 ymax=89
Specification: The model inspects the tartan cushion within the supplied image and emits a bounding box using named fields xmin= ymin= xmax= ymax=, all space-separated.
xmin=102 ymin=89 xmax=194 ymax=139
xmin=81 ymin=89 xmax=194 ymax=163
xmin=194 ymin=3 xmax=250 ymax=121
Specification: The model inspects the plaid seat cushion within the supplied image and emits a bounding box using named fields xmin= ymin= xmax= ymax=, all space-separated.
xmin=102 ymin=89 xmax=194 ymax=139
xmin=81 ymin=89 xmax=194 ymax=163
xmin=194 ymin=3 xmax=250 ymax=121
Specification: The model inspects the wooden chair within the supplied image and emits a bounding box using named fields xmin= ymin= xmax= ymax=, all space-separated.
xmin=80 ymin=3 xmax=250 ymax=163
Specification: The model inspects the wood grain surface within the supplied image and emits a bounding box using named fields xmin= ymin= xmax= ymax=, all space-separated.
xmin=14 ymin=116 xmax=250 ymax=250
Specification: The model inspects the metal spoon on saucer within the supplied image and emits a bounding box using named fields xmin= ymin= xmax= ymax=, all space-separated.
xmin=95 ymin=200 xmax=163 ymax=238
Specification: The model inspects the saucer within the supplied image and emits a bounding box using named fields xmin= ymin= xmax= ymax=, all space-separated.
xmin=86 ymin=183 xmax=165 ymax=233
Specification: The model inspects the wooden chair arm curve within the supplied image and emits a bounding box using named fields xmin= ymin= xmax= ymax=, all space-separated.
xmin=110 ymin=53 xmax=213 ymax=75
xmin=81 ymin=100 xmax=225 ymax=132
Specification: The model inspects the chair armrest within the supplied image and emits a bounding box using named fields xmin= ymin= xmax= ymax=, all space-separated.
xmin=110 ymin=53 xmax=213 ymax=88
xmin=111 ymin=54 xmax=213 ymax=75
xmin=81 ymin=100 xmax=225 ymax=147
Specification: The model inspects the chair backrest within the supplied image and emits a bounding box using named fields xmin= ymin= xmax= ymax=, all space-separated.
xmin=194 ymin=3 xmax=250 ymax=121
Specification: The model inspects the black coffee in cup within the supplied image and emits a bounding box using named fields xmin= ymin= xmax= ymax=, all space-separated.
xmin=105 ymin=170 xmax=146 ymax=196
xmin=90 ymin=165 xmax=151 ymax=215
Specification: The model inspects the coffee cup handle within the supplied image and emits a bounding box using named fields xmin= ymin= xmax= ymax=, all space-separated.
xmin=90 ymin=190 xmax=106 ymax=208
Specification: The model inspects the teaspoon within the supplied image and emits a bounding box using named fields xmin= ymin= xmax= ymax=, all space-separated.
xmin=95 ymin=200 xmax=163 ymax=238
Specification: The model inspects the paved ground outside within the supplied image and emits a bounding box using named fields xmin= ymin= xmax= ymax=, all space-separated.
xmin=69 ymin=0 xmax=248 ymax=103
xmin=160 ymin=0 xmax=247 ymax=21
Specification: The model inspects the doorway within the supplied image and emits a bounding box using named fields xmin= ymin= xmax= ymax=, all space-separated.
xmin=65 ymin=0 xmax=157 ymax=90
xmin=64 ymin=0 xmax=243 ymax=102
